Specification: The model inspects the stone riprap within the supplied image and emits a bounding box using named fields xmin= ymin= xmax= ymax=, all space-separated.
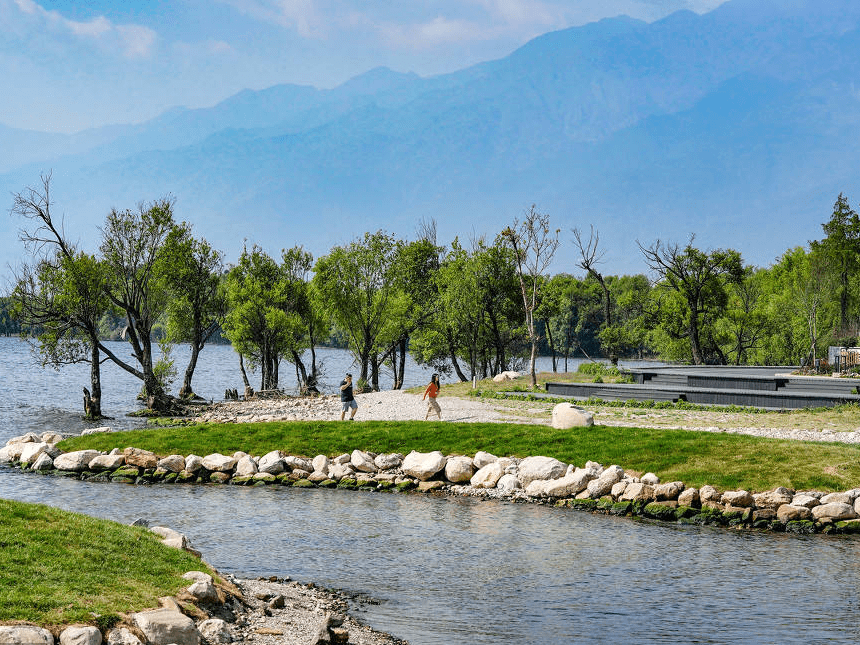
xmin=4 ymin=432 xmax=860 ymax=536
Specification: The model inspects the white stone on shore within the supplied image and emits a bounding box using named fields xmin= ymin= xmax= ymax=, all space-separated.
xmin=620 ymin=482 xmax=655 ymax=502
xmin=445 ymin=456 xmax=474 ymax=483
xmin=777 ymin=504 xmax=812 ymax=522
xmin=81 ymin=426 xmax=111 ymax=436
xmin=32 ymin=453 xmax=54 ymax=471
xmin=472 ymin=451 xmax=497 ymax=469
xmin=182 ymin=571 xmax=213 ymax=585
xmin=333 ymin=453 xmax=352 ymax=465
xmin=540 ymin=469 xmax=593 ymax=498
xmin=19 ymin=441 xmax=51 ymax=464
xmin=586 ymin=465 xmax=625 ymax=498
xmin=41 ymin=431 xmax=64 ymax=444
xmin=611 ymin=481 xmax=628 ymax=498
xmin=720 ymin=490 xmax=754 ymax=507
xmin=6 ymin=432 xmax=39 ymax=445
xmin=185 ymin=455 xmax=204 ymax=473
xmin=496 ymin=473 xmax=521 ymax=492
xmin=156 ymin=455 xmax=185 ymax=473
xmin=350 ymin=450 xmax=377 ymax=473
xmin=678 ymin=487 xmax=699 ymax=507
xmin=89 ymin=454 xmax=126 ymax=471
xmin=0 ymin=443 xmax=23 ymax=463
xmin=151 ymin=526 xmax=188 ymax=550
xmin=470 ymin=462 xmax=504 ymax=489
xmin=196 ymin=619 xmax=233 ymax=644
xmin=106 ymin=627 xmax=142 ymax=645
xmin=820 ymin=492 xmax=853 ymax=505
xmin=187 ymin=580 xmax=219 ymax=603
xmin=641 ymin=472 xmax=660 ymax=486
xmin=284 ymin=456 xmax=313 ymax=472
xmin=812 ymin=502 xmax=857 ymax=521
xmin=54 ymin=450 xmax=101 ymax=472
xmin=374 ymin=453 xmax=403 ymax=470
xmin=0 ymin=626 xmax=54 ymax=645
xmin=60 ymin=625 xmax=102 ymax=645
xmin=202 ymin=453 xmax=236 ymax=472
xmin=312 ymin=455 xmax=330 ymax=473
xmin=132 ymin=608 xmax=200 ymax=645
xmin=258 ymin=451 xmax=285 ymax=474
xmin=253 ymin=472 xmax=276 ymax=482
xmin=551 ymin=403 xmax=594 ymax=429
xmin=328 ymin=463 xmax=355 ymax=480
xmin=517 ymin=456 xmax=566 ymax=487
xmin=654 ymin=481 xmax=685 ymax=501
xmin=234 ymin=456 xmax=258 ymax=477
xmin=753 ymin=488 xmax=794 ymax=510
xmin=699 ymin=485 xmax=721 ymax=503
xmin=791 ymin=494 xmax=820 ymax=508
xmin=402 ymin=450 xmax=447 ymax=481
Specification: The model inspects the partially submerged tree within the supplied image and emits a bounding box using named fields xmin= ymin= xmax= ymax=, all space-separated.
xmin=10 ymin=173 xmax=111 ymax=419
xmin=501 ymin=205 xmax=560 ymax=387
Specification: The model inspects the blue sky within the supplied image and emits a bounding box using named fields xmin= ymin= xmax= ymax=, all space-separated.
xmin=0 ymin=0 xmax=726 ymax=133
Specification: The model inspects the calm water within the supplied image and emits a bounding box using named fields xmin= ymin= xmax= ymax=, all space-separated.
xmin=2 ymin=336 xmax=858 ymax=644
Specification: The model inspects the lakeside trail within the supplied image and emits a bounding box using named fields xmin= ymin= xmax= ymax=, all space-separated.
xmin=195 ymin=389 xmax=860 ymax=445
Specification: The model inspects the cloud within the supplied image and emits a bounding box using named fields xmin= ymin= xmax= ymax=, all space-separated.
xmin=10 ymin=0 xmax=157 ymax=58
xmin=215 ymin=0 xmax=324 ymax=38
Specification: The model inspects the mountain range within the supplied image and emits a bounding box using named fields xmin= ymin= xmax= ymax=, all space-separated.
xmin=2 ymin=0 xmax=860 ymax=277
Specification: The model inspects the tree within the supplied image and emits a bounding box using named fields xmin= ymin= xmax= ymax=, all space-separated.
xmin=160 ymin=225 xmax=226 ymax=398
xmin=572 ymin=226 xmax=619 ymax=363
xmin=716 ymin=268 xmax=771 ymax=365
xmin=501 ymin=206 xmax=560 ymax=387
xmin=810 ymin=193 xmax=860 ymax=335
xmin=10 ymin=173 xmax=111 ymax=418
xmin=313 ymin=231 xmax=402 ymax=391
xmin=99 ymin=198 xmax=178 ymax=410
xmin=638 ymin=236 xmax=744 ymax=365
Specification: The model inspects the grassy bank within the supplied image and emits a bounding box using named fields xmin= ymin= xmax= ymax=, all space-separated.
xmin=0 ymin=499 xmax=211 ymax=626
xmin=59 ymin=420 xmax=860 ymax=492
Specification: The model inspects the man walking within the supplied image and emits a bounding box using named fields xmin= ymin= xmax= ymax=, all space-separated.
xmin=340 ymin=372 xmax=358 ymax=420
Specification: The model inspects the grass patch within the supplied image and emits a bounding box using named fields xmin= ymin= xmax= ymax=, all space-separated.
xmin=0 ymin=498 xmax=211 ymax=626
xmin=58 ymin=420 xmax=860 ymax=492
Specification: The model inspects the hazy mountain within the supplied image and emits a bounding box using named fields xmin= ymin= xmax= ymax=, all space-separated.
xmin=3 ymin=0 xmax=860 ymax=275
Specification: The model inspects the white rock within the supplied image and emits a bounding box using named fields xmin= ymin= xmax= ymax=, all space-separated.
xmin=517 ymin=456 xmax=567 ymax=487
xmin=41 ymin=431 xmax=64 ymax=444
xmin=157 ymin=455 xmax=186 ymax=473
xmin=151 ymin=526 xmax=188 ymax=549
xmin=0 ymin=626 xmax=54 ymax=644
xmin=641 ymin=472 xmax=660 ymax=486
xmin=374 ymin=453 xmax=403 ymax=470
xmin=777 ymin=504 xmax=813 ymax=522
xmin=234 ymin=456 xmax=258 ymax=477
xmin=542 ymin=469 xmax=593 ymax=498
xmin=258 ymin=451 xmax=285 ymax=475
xmin=106 ymin=628 xmax=142 ymax=645
xmin=19 ymin=442 xmax=50 ymax=464
xmin=81 ymin=426 xmax=112 ymax=436
xmin=182 ymin=571 xmax=213 ymax=584
xmin=6 ymin=432 xmax=39 ymax=445
xmin=185 ymin=455 xmax=204 ymax=473
xmin=524 ymin=479 xmax=550 ymax=497
xmin=620 ymin=482 xmax=655 ymax=502
xmin=587 ymin=466 xmax=625 ymax=498
xmin=54 ymin=450 xmax=101 ymax=472
xmin=89 ymin=454 xmax=126 ymax=471
xmin=472 ymin=451 xmax=498 ymax=469
xmin=699 ymin=485 xmax=721 ymax=503
xmin=350 ymin=450 xmax=377 ymax=473
xmin=202 ymin=453 xmax=236 ymax=472
xmin=551 ymin=403 xmax=594 ymax=429
xmin=820 ymin=492 xmax=853 ymax=505
xmin=32 ymin=453 xmax=54 ymax=471
xmin=312 ymin=455 xmax=330 ymax=473
xmin=654 ymin=481 xmax=685 ymax=501
xmin=445 ymin=456 xmax=474 ymax=483
xmin=333 ymin=453 xmax=352 ymax=465
xmin=753 ymin=489 xmax=794 ymax=510
xmin=720 ymin=490 xmax=754 ymax=507
xmin=678 ymin=488 xmax=699 ymax=507
xmin=60 ymin=625 xmax=102 ymax=645
xmin=470 ymin=462 xmax=505 ymax=488
xmin=402 ymin=450 xmax=447 ymax=481
xmin=196 ymin=619 xmax=233 ymax=644
xmin=132 ymin=608 xmax=201 ymax=645
xmin=812 ymin=502 xmax=857 ymax=521
xmin=253 ymin=472 xmax=276 ymax=482
xmin=0 ymin=444 xmax=24 ymax=463
xmin=492 ymin=370 xmax=520 ymax=382
xmin=496 ymin=474 xmax=521 ymax=492
xmin=611 ymin=481 xmax=628 ymax=499
xmin=328 ymin=463 xmax=355 ymax=480
xmin=188 ymin=580 xmax=219 ymax=602
xmin=284 ymin=456 xmax=313 ymax=472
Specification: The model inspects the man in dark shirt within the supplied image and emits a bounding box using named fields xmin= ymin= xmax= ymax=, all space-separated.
xmin=340 ymin=372 xmax=358 ymax=420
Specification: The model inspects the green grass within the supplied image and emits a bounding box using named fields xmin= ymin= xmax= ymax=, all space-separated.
xmin=0 ymin=499 xmax=212 ymax=627
xmin=58 ymin=420 xmax=860 ymax=492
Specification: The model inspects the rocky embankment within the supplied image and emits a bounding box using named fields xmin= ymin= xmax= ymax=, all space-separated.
xmin=0 ymin=524 xmax=405 ymax=645
xmin=3 ymin=430 xmax=860 ymax=536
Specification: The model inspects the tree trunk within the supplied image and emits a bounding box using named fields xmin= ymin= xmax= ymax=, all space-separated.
xmin=84 ymin=337 xmax=103 ymax=419
xmin=179 ymin=342 xmax=201 ymax=398
xmin=446 ymin=331 xmax=468 ymax=382
xmin=544 ymin=319 xmax=557 ymax=372
xmin=239 ymin=353 xmax=251 ymax=389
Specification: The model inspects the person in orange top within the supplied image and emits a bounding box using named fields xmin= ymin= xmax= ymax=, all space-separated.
xmin=422 ymin=373 xmax=442 ymax=420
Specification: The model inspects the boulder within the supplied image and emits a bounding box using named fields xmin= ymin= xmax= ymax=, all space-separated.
xmin=157 ymin=455 xmax=186 ymax=474
xmin=54 ymin=450 xmax=101 ymax=472
xmin=496 ymin=474 xmax=521 ymax=492
xmin=444 ymin=456 xmax=474 ymax=483
xmin=132 ymin=608 xmax=201 ymax=645
xmin=610 ymin=481 xmax=628 ymax=499
xmin=374 ymin=453 xmax=403 ymax=470
xmin=542 ymin=469 xmax=593 ymax=498
xmin=234 ymin=456 xmax=258 ymax=477
xmin=820 ymin=492 xmax=854 ymax=505
xmin=620 ymin=482 xmax=655 ymax=503
xmin=472 ymin=451 xmax=497 ymax=469
xmin=332 ymin=453 xmax=352 ymax=465
xmin=517 ymin=456 xmax=567 ymax=487
xmin=0 ymin=443 xmax=25 ymax=462
xmin=777 ymin=504 xmax=813 ymax=522
xmin=308 ymin=471 xmax=330 ymax=483
xmin=328 ymin=463 xmax=355 ymax=480
xmin=586 ymin=465 xmax=625 ymax=498
xmin=196 ymin=619 xmax=233 ymax=644
xmin=81 ymin=426 xmax=111 ymax=436
xmin=551 ymin=403 xmax=594 ymax=429
xmin=258 ymin=451 xmax=285 ymax=475
xmin=677 ymin=488 xmax=700 ymax=507
xmin=202 ymin=453 xmax=236 ymax=472
xmin=19 ymin=442 xmax=50 ymax=464
xmin=812 ymin=502 xmax=857 ymax=521
xmin=123 ymin=448 xmax=158 ymax=469
xmin=312 ymin=455 xmax=330 ymax=474
xmin=791 ymin=494 xmax=820 ymax=509
xmin=32 ymin=453 xmax=54 ymax=471
xmin=284 ymin=456 xmax=313 ymax=472
xmin=350 ymin=450 xmax=377 ymax=473
xmin=753 ymin=488 xmax=795 ymax=510
xmin=470 ymin=462 xmax=504 ymax=489
xmin=182 ymin=571 xmax=213 ymax=585
xmin=0 ymin=626 xmax=54 ymax=644
xmin=253 ymin=472 xmax=276 ymax=483
xmin=402 ymin=450 xmax=447 ymax=481
xmin=654 ymin=481 xmax=685 ymax=501
xmin=720 ymin=490 xmax=754 ymax=508
xmin=106 ymin=628 xmax=142 ymax=645
xmin=89 ymin=454 xmax=126 ymax=471
xmin=185 ymin=455 xmax=204 ymax=473
xmin=60 ymin=626 xmax=102 ymax=645
xmin=492 ymin=370 xmax=520 ymax=382
xmin=187 ymin=580 xmax=219 ymax=603
xmin=641 ymin=472 xmax=660 ymax=486
xmin=41 ymin=431 xmax=64 ymax=444
xmin=151 ymin=526 xmax=187 ymax=550
xmin=699 ymin=485 xmax=721 ymax=503
xmin=6 ymin=432 xmax=39 ymax=445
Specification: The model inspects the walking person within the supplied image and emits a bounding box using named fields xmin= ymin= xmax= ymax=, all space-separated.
xmin=340 ymin=372 xmax=358 ymax=420
xmin=423 ymin=373 xmax=442 ymax=420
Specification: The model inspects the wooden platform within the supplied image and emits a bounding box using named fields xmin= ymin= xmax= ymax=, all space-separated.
xmin=544 ymin=366 xmax=860 ymax=409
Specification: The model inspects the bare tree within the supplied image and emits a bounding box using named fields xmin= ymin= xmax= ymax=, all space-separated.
xmin=572 ymin=225 xmax=619 ymax=364
xmin=501 ymin=205 xmax=560 ymax=387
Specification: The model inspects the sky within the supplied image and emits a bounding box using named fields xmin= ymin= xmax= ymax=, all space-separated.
xmin=0 ymin=0 xmax=727 ymax=134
